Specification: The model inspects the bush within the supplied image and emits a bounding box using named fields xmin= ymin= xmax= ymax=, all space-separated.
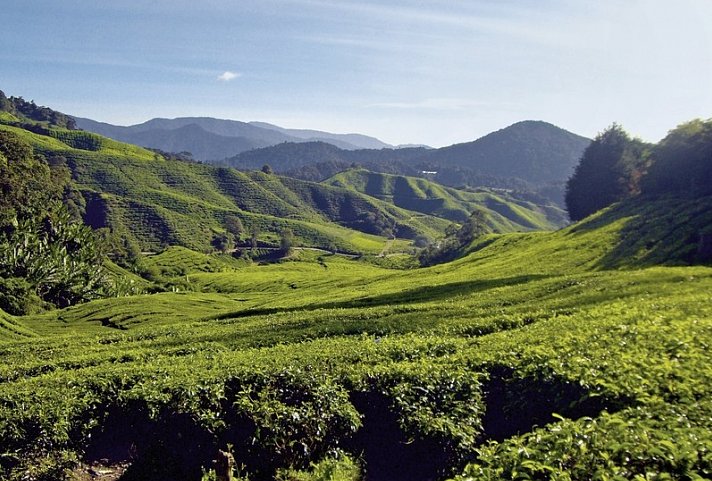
xmin=0 ymin=277 xmax=45 ymax=315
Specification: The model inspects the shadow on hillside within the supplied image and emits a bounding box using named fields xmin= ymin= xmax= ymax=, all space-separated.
xmin=344 ymin=366 xmax=631 ymax=481
xmin=565 ymin=195 xmax=712 ymax=269
xmin=480 ymin=365 xmax=630 ymax=442
xmin=212 ymin=274 xmax=547 ymax=322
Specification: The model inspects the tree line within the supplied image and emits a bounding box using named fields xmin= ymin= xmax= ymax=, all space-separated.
xmin=565 ymin=119 xmax=712 ymax=221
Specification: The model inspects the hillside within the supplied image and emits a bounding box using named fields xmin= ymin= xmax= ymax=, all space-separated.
xmin=223 ymin=122 xmax=590 ymax=205
xmin=1 ymin=193 xmax=711 ymax=480
xmin=0 ymin=120 xmax=457 ymax=253
xmin=417 ymin=120 xmax=591 ymax=184
xmin=73 ymin=116 xmax=392 ymax=160
xmin=326 ymin=169 xmax=567 ymax=229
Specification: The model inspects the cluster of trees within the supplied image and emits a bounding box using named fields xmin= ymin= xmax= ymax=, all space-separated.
xmin=565 ymin=119 xmax=712 ymax=221
xmin=0 ymin=90 xmax=77 ymax=129
xmin=0 ymin=131 xmax=112 ymax=314
xmin=418 ymin=210 xmax=488 ymax=266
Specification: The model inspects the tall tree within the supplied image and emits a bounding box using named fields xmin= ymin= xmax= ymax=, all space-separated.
xmin=565 ymin=124 xmax=649 ymax=221
xmin=642 ymin=119 xmax=712 ymax=197
xmin=0 ymin=131 xmax=60 ymax=227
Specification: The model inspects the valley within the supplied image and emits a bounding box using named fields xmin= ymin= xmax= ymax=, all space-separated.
xmin=0 ymin=91 xmax=711 ymax=481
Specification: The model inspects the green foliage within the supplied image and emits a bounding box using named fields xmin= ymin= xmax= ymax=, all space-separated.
xmin=0 ymin=206 xmax=113 ymax=310
xmin=0 ymin=90 xmax=77 ymax=129
xmin=0 ymin=130 xmax=60 ymax=226
xmin=225 ymin=215 xmax=245 ymax=238
xmin=326 ymin=169 xmax=567 ymax=231
xmin=276 ymin=452 xmax=361 ymax=481
xmin=643 ymin=118 xmax=712 ymax=197
xmin=280 ymin=228 xmax=295 ymax=255
xmin=565 ymin=124 xmax=650 ymax=221
xmin=0 ymin=277 xmax=46 ymax=316
xmin=212 ymin=232 xmax=235 ymax=253
xmin=419 ymin=210 xmax=488 ymax=266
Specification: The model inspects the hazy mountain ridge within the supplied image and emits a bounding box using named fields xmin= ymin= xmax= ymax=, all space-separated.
xmin=223 ymin=122 xmax=590 ymax=207
xmin=417 ymin=120 xmax=591 ymax=184
xmin=73 ymin=116 xmax=394 ymax=160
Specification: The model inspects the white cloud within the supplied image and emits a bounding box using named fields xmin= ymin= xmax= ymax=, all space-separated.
xmin=217 ymin=71 xmax=240 ymax=82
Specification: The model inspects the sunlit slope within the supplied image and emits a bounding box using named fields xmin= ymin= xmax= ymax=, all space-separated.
xmin=0 ymin=123 xmax=448 ymax=253
xmin=326 ymin=168 xmax=567 ymax=230
xmin=20 ymin=194 xmax=712 ymax=333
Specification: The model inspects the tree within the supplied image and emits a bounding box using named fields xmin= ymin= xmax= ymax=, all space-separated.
xmin=261 ymin=164 xmax=273 ymax=174
xmin=642 ymin=119 xmax=712 ymax=197
xmin=224 ymin=215 xmax=244 ymax=238
xmin=250 ymin=225 xmax=260 ymax=249
xmin=565 ymin=124 xmax=649 ymax=222
xmin=0 ymin=131 xmax=60 ymax=227
xmin=0 ymin=131 xmax=113 ymax=312
xmin=212 ymin=232 xmax=235 ymax=253
xmin=0 ymin=205 xmax=111 ymax=310
xmin=418 ymin=210 xmax=489 ymax=266
xmin=279 ymin=228 xmax=295 ymax=255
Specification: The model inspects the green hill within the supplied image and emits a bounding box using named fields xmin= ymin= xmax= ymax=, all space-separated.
xmin=1 ymin=192 xmax=711 ymax=480
xmin=0 ymin=117 xmax=566 ymax=255
xmin=0 ymin=121 xmax=454 ymax=253
xmin=418 ymin=120 xmax=591 ymax=184
xmin=325 ymin=169 xmax=568 ymax=230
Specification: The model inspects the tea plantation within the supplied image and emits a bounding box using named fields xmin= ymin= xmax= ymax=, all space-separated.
xmin=1 ymin=193 xmax=711 ymax=481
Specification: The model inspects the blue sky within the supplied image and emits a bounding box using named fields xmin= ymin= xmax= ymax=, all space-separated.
xmin=2 ymin=0 xmax=711 ymax=147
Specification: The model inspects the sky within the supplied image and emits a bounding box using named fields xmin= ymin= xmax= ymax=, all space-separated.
xmin=1 ymin=0 xmax=712 ymax=147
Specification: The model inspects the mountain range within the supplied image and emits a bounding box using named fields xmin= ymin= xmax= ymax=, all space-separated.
xmin=74 ymin=117 xmax=589 ymax=183
xmin=72 ymin=116 xmax=393 ymax=160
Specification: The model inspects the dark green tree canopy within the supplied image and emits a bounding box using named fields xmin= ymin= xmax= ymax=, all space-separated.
xmin=224 ymin=215 xmax=244 ymax=237
xmin=565 ymin=124 xmax=649 ymax=222
xmin=642 ymin=119 xmax=712 ymax=197
xmin=0 ymin=90 xmax=77 ymax=129
xmin=0 ymin=130 xmax=112 ymax=313
xmin=0 ymin=131 xmax=59 ymax=227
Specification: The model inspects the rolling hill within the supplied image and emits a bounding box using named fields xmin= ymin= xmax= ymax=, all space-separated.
xmin=1 ymin=105 xmax=566 ymax=253
xmin=223 ymin=122 xmax=590 ymax=204
xmin=325 ymin=169 xmax=568 ymax=229
xmin=2 ymin=90 xmax=712 ymax=481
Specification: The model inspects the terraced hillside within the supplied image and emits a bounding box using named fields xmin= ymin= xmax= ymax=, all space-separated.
xmin=325 ymin=169 xmax=567 ymax=229
xmin=0 ymin=120 xmax=567 ymax=253
xmin=1 ymin=194 xmax=711 ymax=480
xmin=0 ymin=121 xmax=452 ymax=253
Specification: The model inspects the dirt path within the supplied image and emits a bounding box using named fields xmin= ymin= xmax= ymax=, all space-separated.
xmin=378 ymin=238 xmax=394 ymax=257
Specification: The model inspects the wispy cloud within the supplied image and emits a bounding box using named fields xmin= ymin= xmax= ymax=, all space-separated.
xmin=217 ymin=71 xmax=240 ymax=82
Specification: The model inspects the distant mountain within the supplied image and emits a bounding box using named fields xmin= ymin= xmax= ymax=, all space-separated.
xmin=221 ymin=121 xmax=589 ymax=208
xmin=224 ymin=141 xmax=426 ymax=173
xmin=72 ymin=116 xmax=394 ymax=160
xmin=249 ymin=121 xmax=391 ymax=150
xmin=417 ymin=121 xmax=591 ymax=184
